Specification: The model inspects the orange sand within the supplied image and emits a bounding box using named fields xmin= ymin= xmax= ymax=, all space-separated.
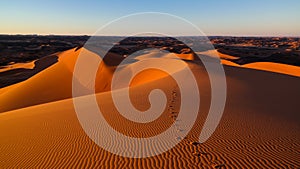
xmin=216 ymin=50 xmax=300 ymax=77
xmin=0 ymin=61 xmax=36 ymax=73
xmin=0 ymin=48 xmax=299 ymax=168
xmin=242 ymin=62 xmax=300 ymax=77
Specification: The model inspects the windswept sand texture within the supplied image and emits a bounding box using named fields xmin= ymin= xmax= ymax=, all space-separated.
xmin=0 ymin=48 xmax=299 ymax=168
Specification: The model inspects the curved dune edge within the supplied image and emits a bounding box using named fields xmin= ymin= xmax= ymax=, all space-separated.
xmin=0 ymin=61 xmax=36 ymax=73
xmin=0 ymin=48 xmax=193 ymax=113
xmin=220 ymin=59 xmax=241 ymax=67
xmin=0 ymin=57 xmax=299 ymax=168
xmin=0 ymin=49 xmax=80 ymax=113
xmin=241 ymin=62 xmax=300 ymax=77
xmin=209 ymin=49 xmax=300 ymax=77
xmin=195 ymin=49 xmax=300 ymax=77
xmin=218 ymin=52 xmax=300 ymax=77
xmin=197 ymin=49 xmax=239 ymax=60
xmin=222 ymin=60 xmax=300 ymax=77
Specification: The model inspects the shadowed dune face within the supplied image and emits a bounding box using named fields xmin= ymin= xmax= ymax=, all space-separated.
xmin=86 ymin=36 xmax=199 ymax=67
xmin=94 ymin=51 xmax=200 ymax=94
xmin=90 ymin=36 xmax=203 ymax=94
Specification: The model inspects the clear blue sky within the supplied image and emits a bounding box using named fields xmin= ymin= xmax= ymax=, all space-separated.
xmin=0 ymin=0 xmax=299 ymax=36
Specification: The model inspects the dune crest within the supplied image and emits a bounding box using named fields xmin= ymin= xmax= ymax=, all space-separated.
xmin=214 ymin=50 xmax=300 ymax=77
xmin=0 ymin=61 xmax=36 ymax=73
xmin=242 ymin=62 xmax=300 ymax=77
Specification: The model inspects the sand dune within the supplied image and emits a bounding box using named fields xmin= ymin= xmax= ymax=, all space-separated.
xmin=0 ymin=48 xmax=299 ymax=168
xmin=215 ymin=50 xmax=300 ymax=77
xmin=220 ymin=59 xmax=240 ymax=67
xmin=0 ymin=48 xmax=198 ymax=113
xmin=0 ymin=48 xmax=118 ymax=112
xmin=0 ymin=54 xmax=59 ymax=88
xmin=0 ymin=49 xmax=78 ymax=112
xmin=242 ymin=62 xmax=300 ymax=77
xmin=221 ymin=60 xmax=300 ymax=77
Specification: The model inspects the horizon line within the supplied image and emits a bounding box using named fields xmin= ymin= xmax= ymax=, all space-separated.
xmin=0 ymin=33 xmax=300 ymax=38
